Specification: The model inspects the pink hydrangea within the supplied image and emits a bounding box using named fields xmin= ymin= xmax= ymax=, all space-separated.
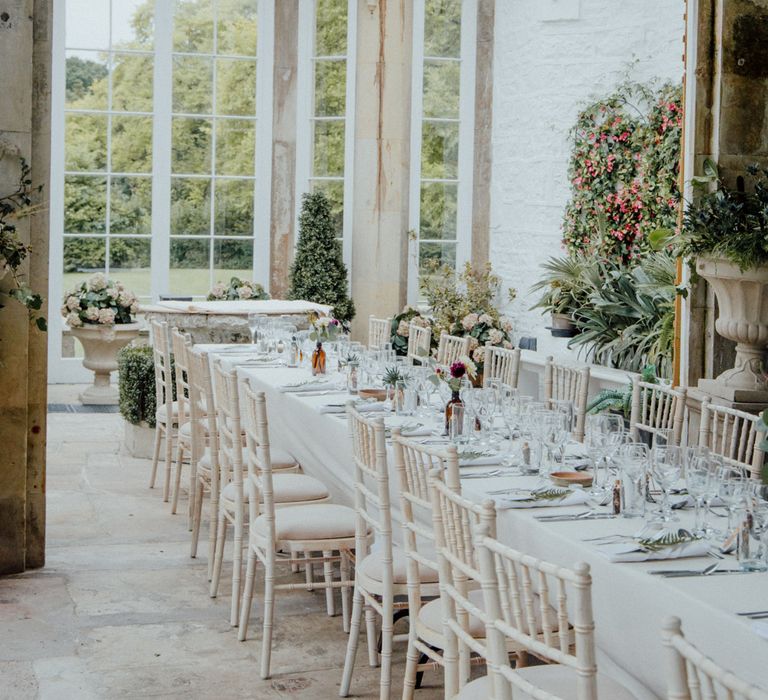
xmin=462 ymin=313 xmax=479 ymax=331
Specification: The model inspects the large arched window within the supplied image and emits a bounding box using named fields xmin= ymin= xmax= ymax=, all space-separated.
xmin=49 ymin=0 xmax=274 ymax=380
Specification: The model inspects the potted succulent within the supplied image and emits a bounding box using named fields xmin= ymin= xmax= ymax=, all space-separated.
xmin=62 ymin=272 xmax=141 ymax=405
xmin=530 ymin=255 xmax=591 ymax=338
xmin=652 ymin=161 xmax=768 ymax=402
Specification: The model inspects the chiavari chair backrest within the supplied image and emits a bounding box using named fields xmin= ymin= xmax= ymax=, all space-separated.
xmin=170 ymin=328 xmax=192 ymax=428
xmin=212 ymin=361 xmax=244 ymax=505
xmin=437 ymin=331 xmax=471 ymax=367
xmin=544 ymin=356 xmax=590 ymax=442
xmin=663 ymin=616 xmax=768 ymax=700
xmin=186 ymin=345 xmax=219 ymax=475
xmin=347 ymin=403 xmax=392 ymax=583
xmin=239 ymin=378 xmax=275 ymax=541
xmin=630 ymin=379 xmax=686 ymax=446
xmin=428 ymin=471 xmax=496 ymax=688
xmin=391 ymin=432 xmax=460 ymax=621
xmin=407 ymin=322 xmax=432 ymax=364
xmin=151 ymin=320 xmax=173 ymax=419
xmin=368 ymin=315 xmax=391 ymax=350
xmin=476 ymin=528 xmax=594 ymax=700
xmin=699 ymin=398 xmax=765 ymax=480
xmin=483 ymin=346 xmax=521 ymax=390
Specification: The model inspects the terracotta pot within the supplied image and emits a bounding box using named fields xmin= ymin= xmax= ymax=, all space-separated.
xmin=696 ymin=256 xmax=768 ymax=402
xmin=69 ymin=322 xmax=141 ymax=405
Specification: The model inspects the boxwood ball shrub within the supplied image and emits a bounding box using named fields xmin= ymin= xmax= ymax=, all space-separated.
xmin=118 ymin=345 xmax=175 ymax=429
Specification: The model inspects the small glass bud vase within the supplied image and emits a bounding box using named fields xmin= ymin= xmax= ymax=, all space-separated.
xmin=347 ymin=361 xmax=359 ymax=394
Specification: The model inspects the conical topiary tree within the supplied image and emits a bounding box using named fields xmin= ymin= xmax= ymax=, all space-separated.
xmin=289 ymin=191 xmax=355 ymax=323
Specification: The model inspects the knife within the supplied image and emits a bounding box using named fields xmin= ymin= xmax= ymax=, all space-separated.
xmin=651 ymin=569 xmax=746 ymax=578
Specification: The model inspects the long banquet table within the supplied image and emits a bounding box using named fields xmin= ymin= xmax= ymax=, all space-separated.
xmin=200 ymin=346 xmax=768 ymax=698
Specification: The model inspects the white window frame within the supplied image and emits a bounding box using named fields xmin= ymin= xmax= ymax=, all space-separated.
xmin=295 ymin=0 xmax=357 ymax=273
xmin=48 ymin=0 xmax=274 ymax=383
xmin=407 ymin=0 xmax=477 ymax=304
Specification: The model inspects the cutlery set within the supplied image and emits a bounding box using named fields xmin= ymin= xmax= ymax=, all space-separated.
xmin=534 ymin=511 xmax=617 ymax=522
xmin=738 ymin=610 xmax=768 ymax=620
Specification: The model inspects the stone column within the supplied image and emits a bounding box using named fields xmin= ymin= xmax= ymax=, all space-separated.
xmin=269 ymin=1 xmax=299 ymax=298
xmin=0 ymin=0 xmax=50 ymax=574
xmin=350 ymin=0 xmax=412 ymax=341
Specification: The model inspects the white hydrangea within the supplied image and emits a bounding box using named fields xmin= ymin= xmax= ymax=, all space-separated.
xmin=98 ymin=307 xmax=116 ymax=324
xmin=397 ymin=319 xmax=410 ymax=337
xmin=487 ymin=329 xmax=503 ymax=345
xmin=88 ymin=272 xmax=107 ymax=291
xmin=66 ymin=312 xmax=83 ymax=328
xmin=66 ymin=295 xmax=80 ymax=311
xmin=130 ymin=302 xmax=140 ymax=315
xmin=462 ymin=313 xmax=479 ymax=331
xmin=107 ymin=286 xmax=119 ymax=300
xmin=210 ymin=283 xmax=226 ymax=299
xmin=500 ymin=316 xmax=513 ymax=332
xmin=467 ymin=336 xmax=479 ymax=351
xmin=238 ymin=285 xmax=253 ymax=299
xmin=472 ymin=347 xmax=485 ymax=363
xmin=478 ymin=313 xmax=493 ymax=326
xmin=85 ymin=306 xmax=100 ymax=321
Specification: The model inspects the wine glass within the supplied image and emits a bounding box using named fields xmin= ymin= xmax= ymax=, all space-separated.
xmin=616 ymin=442 xmax=649 ymax=518
xmin=247 ymin=312 xmax=260 ymax=345
xmin=651 ymin=445 xmax=684 ymax=522
xmin=716 ymin=466 xmax=748 ymax=537
xmin=686 ymin=455 xmax=718 ymax=536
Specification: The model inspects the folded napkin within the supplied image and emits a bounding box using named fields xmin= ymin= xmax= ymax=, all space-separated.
xmin=280 ymin=380 xmax=338 ymax=393
xmin=599 ymin=537 xmax=710 ymax=563
xmin=319 ymin=401 xmax=387 ymax=414
xmin=752 ymin=621 xmax=768 ymax=641
xmin=494 ymin=488 xmax=591 ymax=510
xmin=459 ymin=454 xmax=501 ymax=467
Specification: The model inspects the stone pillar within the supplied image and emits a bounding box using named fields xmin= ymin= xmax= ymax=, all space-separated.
xmin=470 ymin=0 xmax=494 ymax=266
xmin=350 ymin=0 xmax=412 ymax=341
xmin=0 ymin=0 xmax=50 ymax=574
xmin=269 ymin=1 xmax=299 ymax=298
xmin=685 ymin=0 xmax=768 ymax=406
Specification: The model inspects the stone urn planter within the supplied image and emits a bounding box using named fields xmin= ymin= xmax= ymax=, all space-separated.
xmin=70 ymin=322 xmax=141 ymax=405
xmin=696 ymin=256 xmax=768 ymax=403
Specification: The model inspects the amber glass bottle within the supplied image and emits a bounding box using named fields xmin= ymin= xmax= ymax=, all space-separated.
xmin=311 ymin=341 xmax=327 ymax=375
xmin=444 ymin=390 xmax=463 ymax=434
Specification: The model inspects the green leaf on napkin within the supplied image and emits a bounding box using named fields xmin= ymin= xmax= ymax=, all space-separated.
xmin=636 ymin=530 xmax=703 ymax=553
xmin=458 ymin=449 xmax=495 ymax=462
xmin=518 ymin=487 xmax=572 ymax=503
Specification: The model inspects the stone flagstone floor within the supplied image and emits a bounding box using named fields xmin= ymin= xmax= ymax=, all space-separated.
xmin=0 ymin=387 xmax=443 ymax=699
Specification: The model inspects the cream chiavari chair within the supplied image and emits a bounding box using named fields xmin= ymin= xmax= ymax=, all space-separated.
xmin=209 ymin=365 xmax=330 ymax=625
xmin=663 ymin=616 xmax=768 ymax=700
xmin=185 ymin=344 xmax=221 ymax=577
xmin=170 ymin=328 xmax=195 ymax=517
xmin=629 ymin=378 xmax=686 ymax=446
xmin=544 ymin=356 xmax=591 ymax=442
xmin=483 ymin=346 xmax=521 ymax=390
xmin=698 ymin=397 xmax=765 ymax=480
xmin=391 ymin=433 xmax=462 ymax=699
xmin=407 ymin=321 xmax=432 ymax=364
xmin=457 ymin=519 xmax=636 ymax=699
xmin=237 ymin=380 xmax=359 ymax=679
xmin=340 ymin=405 xmax=440 ymax=700
xmin=148 ymin=320 xmax=176 ymax=501
xmin=368 ymin=315 xmax=392 ymax=350
xmin=437 ymin=331 xmax=471 ymax=367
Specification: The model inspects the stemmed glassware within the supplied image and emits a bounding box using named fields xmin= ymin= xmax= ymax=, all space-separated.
xmin=651 ymin=445 xmax=684 ymax=522
xmin=686 ymin=454 xmax=718 ymax=536
xmin=716 ymin=465 xmax=748 ymax=537
xmin=585 ymin=413 xmax=625 ymax=498
xmin=247 ymin=312 xmax=260 ymax=345
xmin=616 ymin=442 xmax=649 ymax=518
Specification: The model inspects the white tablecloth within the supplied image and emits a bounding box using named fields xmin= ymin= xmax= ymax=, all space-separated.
xmin=143 ymin=299 xmax=333 ymax=316
xmin=199 ymin=349 xmax=768 ymax=697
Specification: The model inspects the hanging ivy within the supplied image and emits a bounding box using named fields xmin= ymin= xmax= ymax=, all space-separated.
xmin=562 ymin=81 xmax=682 ymax=262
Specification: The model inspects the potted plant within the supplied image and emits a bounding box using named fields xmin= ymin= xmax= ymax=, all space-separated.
xmin=62 ymin=272 xmax=141 ymax=405
xmin=652 ymin=161 xmax=768 ymax=402
xmin=587 ymin=364 xmax=658 ymax=427
xmin=530 ymin=255 xmax=592 ymax=338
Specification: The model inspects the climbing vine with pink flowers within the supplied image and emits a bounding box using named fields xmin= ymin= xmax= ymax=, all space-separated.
xmin=562 ymin=80 xmax=682 ymax=262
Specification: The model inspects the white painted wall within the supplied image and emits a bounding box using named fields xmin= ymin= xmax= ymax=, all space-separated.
xmin=489 ymin=0 xmax=685 ymax=345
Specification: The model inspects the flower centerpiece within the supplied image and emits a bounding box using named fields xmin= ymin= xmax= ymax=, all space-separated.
xmin=61 ymin=273 xmax=141 ymax=405
xmin=390 ymin=305 xmax=434 ymax=356
xmin=308 ymin=312 xmax=344 ymax=343
xmin=207 ymin=276 xmax=269 ymax=301
xmin=421 ymin=261 xmax=515 ymax=373
xmin=434 ymin=357 xmax=477 ymax=433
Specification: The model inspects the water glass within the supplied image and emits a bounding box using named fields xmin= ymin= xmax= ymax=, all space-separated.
xmin=617 ymin=443 xmax=648 ymax=518
xmin=651 ymin=445 xmax=683 ymax=522
xmin=247 ymin=312 xmax=260 ymax=344
xmin=717 ymin=466 xmax=748 ymax=537
xmin=395 ymin=380 xmax=416 ymax=416
xmin=448 ymin=404 xmax=466 ymax=444
xmin=736 ymin=500 xmax=768 ymax=572
xmin=686 ymin=455 xmax=718 ymax=536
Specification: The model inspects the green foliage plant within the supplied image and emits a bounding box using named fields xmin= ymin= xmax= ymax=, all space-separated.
xmin=390 ymin=306 xmax=435 ymax=357
xmin=118 ymin=345 xmax=167 ymax=428
xmin=530 ymin=254 xmax=594 ymax=318
xmin=0 ymin=154 xmax=46 ymax=330
xmin=587 ymin=364 xmax=658 ymax=418
xmin=289 ymin=191 xmax=355 ymax=323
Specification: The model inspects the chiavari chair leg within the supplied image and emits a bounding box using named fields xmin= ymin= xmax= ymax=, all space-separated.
xmin=260 ymin=560 xmax=276 ymax=679
xmin=230 ymin=514 xmax=244 ymax=626
xmin=162 ymin=426 xmax=174 ymax=502
xmin=187 ymin=459 xmax=197 ymax=530
xmin=171 ymin=441 xmax=185 ymax=515
xmin=339 ymin=584 xmax=365 ymax=697
xmin=379 ymin=598 xmax=394 ymax=700
xmin=322 ymin=550 xmax=336 ymax=617
xmin=237 ymin=547 xmax=258 ymax=641
xmin=340 ymin=551 xmax=351 ymax=633
xmin=209 ymin=511 xmax=227 ymax=598
xmin=206 ymin=477 xmax=219 ymax=581
xmin=190 ymin=476 xmax=204 ymax=558
xmin=401 ymin=636 xmax=420 ymax=700
xmin=149 ymin=423 xmax=162 ymax=489
xmin=365 ymin=607 xmax=378 ymax=666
